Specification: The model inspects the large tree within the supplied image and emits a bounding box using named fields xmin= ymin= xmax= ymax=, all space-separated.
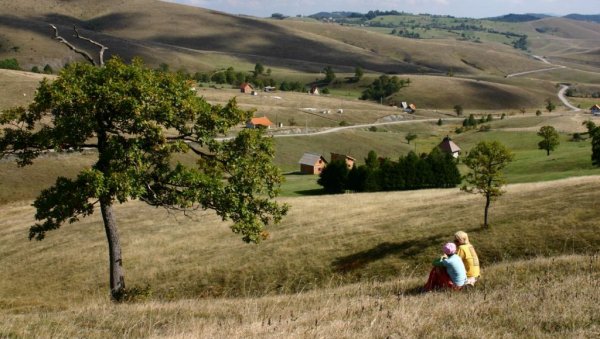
xmin=461 ymin=141 xmax=514 ymax=228
xmin=537 ymin=125 xmax=560 ymax=156
xmin=0 ymin=57 xmax=287 ymax=301
xmin=584 ymin=121 xmax=600 ymax=166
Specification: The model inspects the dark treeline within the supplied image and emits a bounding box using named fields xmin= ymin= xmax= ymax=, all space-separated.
xmin=318 ymin=149 xmax=461 ymax=194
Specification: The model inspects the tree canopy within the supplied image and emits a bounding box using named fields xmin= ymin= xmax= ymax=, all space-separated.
xmin=0 ymin=57 xmax=288 ymax=301
xmin=461 ymin=141 xmax=514 ymax=228
xmin=361 ymin=75 xmax=409 ymax=102
xmin=537 ymin=125 xmax=560 ymax=156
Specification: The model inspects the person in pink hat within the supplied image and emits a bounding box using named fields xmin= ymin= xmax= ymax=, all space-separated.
xmin=423 ymin=242 xmax=467 ymax=291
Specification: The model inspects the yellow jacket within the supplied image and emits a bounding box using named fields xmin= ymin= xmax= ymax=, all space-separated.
xmin=456 ymin=244 xmax=480 ymax=278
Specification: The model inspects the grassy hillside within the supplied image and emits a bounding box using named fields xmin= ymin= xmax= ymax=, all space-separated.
xmin=0 ymin=0 xmax=579 ymax=78
xmin=0 ymin=69 xmax=54 ymax=110
xmin=0 ymin=177 xmax=599 ymax=337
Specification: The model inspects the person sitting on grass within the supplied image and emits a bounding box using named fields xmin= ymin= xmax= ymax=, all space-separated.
xmin=423 ymin=242 xmax=467 ymax=292
xmin=454 ymin=231 xmax=480 ymax=286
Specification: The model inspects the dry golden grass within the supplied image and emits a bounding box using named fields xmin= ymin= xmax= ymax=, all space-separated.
xmin=0 ymin=69 xmax=55 ymax=110
xmin=1 ymin=176 xmax=599 ymax=338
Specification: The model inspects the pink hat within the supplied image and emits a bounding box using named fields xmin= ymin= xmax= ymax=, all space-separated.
xmin=442 ymin=242 xmax=456 ymax=255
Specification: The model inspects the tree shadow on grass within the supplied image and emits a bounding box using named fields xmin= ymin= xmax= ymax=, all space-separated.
xmin=332 ymin=234 xmax=447 ymax=273
xmin=294 ymin=188 xmax=325 ymax=196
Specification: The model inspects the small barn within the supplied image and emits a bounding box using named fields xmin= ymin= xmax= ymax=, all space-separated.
xmin=298 ymin=153 xmax=328 ymax=175
xmin=330 ymin=153 xmax=356 ymax=169
xmin=437 ymin=136 xmax=461 ymax=158
xmin=240 ymin=83 xmax=254 ymax=94
xmin=591 ymin=104 xmax=600 ymax=116
xmin=246 ymin=116 xmax=273 ymax=129
xmin=309 ymin=86 xmax=320 ymax=95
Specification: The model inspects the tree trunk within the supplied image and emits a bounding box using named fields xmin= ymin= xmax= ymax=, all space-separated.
xmin=484 ymin=194 xmax=491 ymax=228
xmin=547 ymin=148 xmax=550 ymax=156
xmin=100 ymin=199 xmax=126 ymax=301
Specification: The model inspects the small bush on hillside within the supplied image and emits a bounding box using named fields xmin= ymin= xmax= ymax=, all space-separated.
xmin=479 ymin=125 xmax=491 ymax=132
xmin=31 ymin=66 xmax=40 ymax=73
xmin=43 ymin=64 xmax=53 ymax=74
xmin=536 ymin=110 xmax=542 ymax=116
xmin=339 ymin=120 xmax=349 ymax=126
xmin=501 ymin=113 xmax=506 ymax=120
xmin=455 ymin=127 xmax=464 ymax=134
xmin=322 ymin=88 xmax=330 ymax=94
xmin=369 ymin=126 xmax=378 ymax=132
xmin=0 ymin=58 xmax=20 ymax=70
xmin=571 ymin=133 xmax=583 ymax=142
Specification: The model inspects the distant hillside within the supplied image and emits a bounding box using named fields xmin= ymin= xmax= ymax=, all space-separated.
xmin=486 ymin=13 xmax=546 ymax=22
xmin=308 ymin=11 xmax=361 ymax=19
xmin=564 ymin=14 xmax=600 ymax=23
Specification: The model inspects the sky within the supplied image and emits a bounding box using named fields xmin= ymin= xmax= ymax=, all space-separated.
xmin=168 ymin=0 xmax=599 ymax=18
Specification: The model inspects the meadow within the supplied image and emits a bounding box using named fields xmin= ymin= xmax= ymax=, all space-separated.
xmin=1 ymin=176 xmax=599 ymax=337
xmin=1 ymin=2 xmax=600 ymax=337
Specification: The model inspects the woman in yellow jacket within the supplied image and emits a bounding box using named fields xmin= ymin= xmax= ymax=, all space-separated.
xmin=454 ymin=231 xmax=480 ymax=285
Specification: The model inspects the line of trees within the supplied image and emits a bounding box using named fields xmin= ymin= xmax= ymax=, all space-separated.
xmin=318 ymin=148 xmax=461 ymax=194
xmin=361 ymin=75 xmax=410 ymax=102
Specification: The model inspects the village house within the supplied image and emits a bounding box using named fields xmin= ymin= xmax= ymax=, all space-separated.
xmin=437 ymin=136 xmax=461 ymax=158
xmin=240 ymin=82 xmax=253 ymax=94
xmin=591 ymin=104 xmax=600 ymax=116
xmin=330 ymin=153 xmax=356 ymax=169
xmin=246 ymin=116 xmax=273 ymax=129
xmin=309 ymin=86 xmax=320 ymax=95
xmin=298 ymin=153 xmax=328 ymax=175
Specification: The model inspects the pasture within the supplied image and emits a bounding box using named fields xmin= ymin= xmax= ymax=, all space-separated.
xmin=1 ymin=176 xmax=599 ymax=337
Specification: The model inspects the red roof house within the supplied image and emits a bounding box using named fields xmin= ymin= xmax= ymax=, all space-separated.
xmin=246 ymin=116 xmax=273 ymax=129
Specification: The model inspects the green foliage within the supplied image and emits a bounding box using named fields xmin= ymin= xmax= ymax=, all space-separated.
xmin=317 ymin=160 xmax=349 ymax=194
xmin=360 ymin=75 xmax=409 ymax=101
xmin=279 ymin=80 xmax=304 ymax=92
xmin=31 ymin=66 xmax=40 ymax=73
xmin=585 ymin=121 xmax=600 ymax=166
xmin=0 ymin=57 xmax=288 ymax=298
xmin=405 ymin=132 xmax=417 ymax=144
xmin=536 ymin=110 xmax=542 ymax=116
xmin=437 ymin=118 xmax=443 ymax=126
xmin=454 ymin=104 xmax=463 ymax=116
xmin=353 ymin=66 xmax=364 ymax=82
xmin=321 ymin=149 xmax=460 ymax=194
xmin=321 ymin=88 xmax=330 ymax=95
xmin=537 ymin=125 xmax=560 ymax=156
xmin=512 ymin=35 xmax=528 ymax=50
xmin=545 ymin=99 xmax=556 ymax=112
xmin=461 ymin=141 xmax=514 ymax=227
xmin=0 ymin=58 xmax=20 ymax=70
xmin=323 ymin=66 xmax=336 ymax=84
xmin=254 ymin=63 xmax=264 ymax=76
xmin=501 ymin=113 xmax=506 ymax=120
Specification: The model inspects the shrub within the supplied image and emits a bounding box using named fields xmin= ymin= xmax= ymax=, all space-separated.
xmin=536 ymin=110 xmax=542 ymax=116
xmin=43 ymin=64 xmax=53 ymax=74
xmin=501 ymin=113 xmax=506 ymax=120
xmin=479 ymin=125 xmax=491 ymax=132
xmin=31 ymin=66 xmax=40 ymax=73
xmin=0 ymin=58 xmax=20 ymax=70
